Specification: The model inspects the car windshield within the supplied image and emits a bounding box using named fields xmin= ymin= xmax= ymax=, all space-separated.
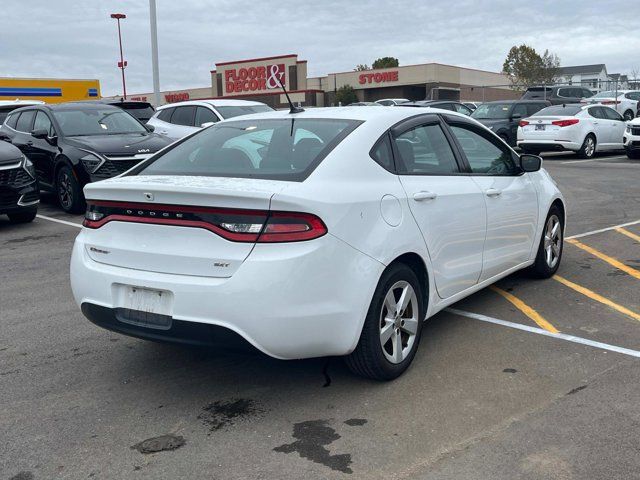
xmin=52 ymin=108 xmax=147 ymax=136
xmin=471 ymin=103 xmax=512 ymax=119
xmin=215 ymin=105 xmax=273 ymax=119
xmin=533 ymin=105 xmax=582 ymax=116
xmin=136 ymin=118 xmax=361 ymax=181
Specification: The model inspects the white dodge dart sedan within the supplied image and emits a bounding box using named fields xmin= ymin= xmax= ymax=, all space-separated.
xmin=71 ymin=106 xmax=565 ymax=380
xmin=517 ymin=103 xmax=627 ymax=158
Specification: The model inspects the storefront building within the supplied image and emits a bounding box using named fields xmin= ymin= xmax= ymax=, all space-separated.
xmin=119 ymin=53 xmax=518 ymax=107
xmin=0 ymin=77 xmax=101 ymax=103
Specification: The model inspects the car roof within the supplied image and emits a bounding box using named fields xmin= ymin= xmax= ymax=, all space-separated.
xmin=483 ymin=99 xmax=549 ymax=104
xmin=157 ymin=99 xmax=267 ymax=110
xmin=38 ymin=102 xmax=123 ymax=111
xmin=80 ymin=99 xmax=154 ymax=106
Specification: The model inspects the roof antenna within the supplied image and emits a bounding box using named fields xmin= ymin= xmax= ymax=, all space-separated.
xmin=276 ymin=75 xmax=304 ymax=114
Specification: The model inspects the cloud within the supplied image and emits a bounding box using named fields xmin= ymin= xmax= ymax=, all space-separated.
xmin=1 ymin=0 xmax=638 ymax=96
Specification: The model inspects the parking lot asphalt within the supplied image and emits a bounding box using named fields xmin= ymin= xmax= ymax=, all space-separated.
xmin=1 ymin=152 xmax=639 ymax=480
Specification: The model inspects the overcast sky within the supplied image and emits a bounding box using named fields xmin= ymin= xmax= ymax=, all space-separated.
xmin=2 ymin=0 xmax=638 ymax=96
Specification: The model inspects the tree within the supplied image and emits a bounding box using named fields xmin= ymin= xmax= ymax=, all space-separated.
xmin=372 ymin=57 xmax=399 ymax=69
xmin=502 ymin=45 xmax=560 ymax=88
xmin=335 ymin=85 xmax=358 ymax=106
xmin=354 ymin=64 xmax=370 ymax=71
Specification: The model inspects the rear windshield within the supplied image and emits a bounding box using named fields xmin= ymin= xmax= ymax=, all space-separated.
xmin=522 ymin=88 xmax=552 ymax=99
xmin=118 ymin=104 xmax=155 ymax=121
xmin=137 ymin=118 xmax=362 ymax=181
xmin=215 ymin=105 xmax=273 ymax=119
xmin=533 ymin=105 xmax=582 ymax=116
xmin=592 ymin=91 xmax=616 ymax=98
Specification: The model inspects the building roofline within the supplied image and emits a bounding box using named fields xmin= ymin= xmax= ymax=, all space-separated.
xmin=327 ymin=61 xmax=507 ymax=76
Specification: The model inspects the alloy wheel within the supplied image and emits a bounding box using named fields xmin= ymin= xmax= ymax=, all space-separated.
xmin=543 ymin=214 xmax=562 ymax=269
xmin=379 ymin=281 xmax=419 ymax=364
xmin=623 ymin=110 xmax=635 ymax=121
xmin=584 ymin=136 xmax=595 ymax=157
xmin=58 ymin=171 xmax=73 ymax=210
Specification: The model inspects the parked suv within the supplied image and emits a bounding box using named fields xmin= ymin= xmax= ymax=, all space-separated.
xmin=148 ymin=100 xmax=273 ymax=140
xmin=0 ymin=102 xmax=172 ymax=213
xmin=521 ymin=86 xmax=594 ymax=105
xmin=471 ymin=100 xmax=550 ymax=146
xmin=0 ymin=140 xmax=39 ymax=223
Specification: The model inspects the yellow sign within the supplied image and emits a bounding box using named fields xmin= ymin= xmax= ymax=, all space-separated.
xmin=0 ymin=77 xmax=101 ymax=104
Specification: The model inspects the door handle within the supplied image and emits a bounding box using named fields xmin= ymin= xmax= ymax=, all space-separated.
xmin=413 ymin=191 xmax=438 ymax=201
xmin=485 ymin=188 xmax=502 ymax=197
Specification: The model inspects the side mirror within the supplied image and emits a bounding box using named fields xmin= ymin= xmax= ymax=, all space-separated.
xmin=201 ymin=122 xmax=215 ymax=128
xmin=520 ymin=154 xmax=542 ymax=172
xmin=145 ymin=124 xmax=155 ymax=132
xmin=31 ymin=128 xmax=49 ymax=139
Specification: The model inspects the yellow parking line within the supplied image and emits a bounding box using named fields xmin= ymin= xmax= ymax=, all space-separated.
xmin=490 ymin=286 xmax=559 ymax=333
xmin=615 ymin=227 xmax=640 ymax=243
xmin=553 ymin=275 xmax=640 ymax=322
xmin=566 ymin=238 xmax=640 ymax=280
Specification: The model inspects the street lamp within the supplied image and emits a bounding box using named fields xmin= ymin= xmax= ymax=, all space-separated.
xmin=110 ymin=13 xmax=127 ymax=99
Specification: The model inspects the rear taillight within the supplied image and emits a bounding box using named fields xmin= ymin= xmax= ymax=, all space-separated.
xmin=83 ymin=201 xmax=327 ymax=243
xmin=519 ymin=120 xmax=530 ymax=127
xmin=552 ymin=119 xmax=580 ymax=127
xmin=601 ymin=100 xmax=620 ymax=105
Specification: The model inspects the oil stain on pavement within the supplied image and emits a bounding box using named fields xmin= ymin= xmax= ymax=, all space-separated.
xmin=198 ymin=398 xmax=263 ymax=431
xmin=131 ymin=434 xmax=185 ymax=454
xmin=274 ymin=419 xmax=354 ymax=474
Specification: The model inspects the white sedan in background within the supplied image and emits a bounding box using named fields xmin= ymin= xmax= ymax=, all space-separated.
xmin=518 ymin=104 xmax=627 ymax=158
xmin=375 ymin=98 xmax=410 ymax=106
xmin=71 ymin=107 xmax=565 ymax=380
xmin=582 ymin=90 xmax=640 ymax=121
xmin=147 ymin=99 xmax=273 ymax=140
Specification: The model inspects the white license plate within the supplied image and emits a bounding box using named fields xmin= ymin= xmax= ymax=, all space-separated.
xmin=121 ymin=286 xmax=173 ymax=316
xmin=535 ymin=125 xmax=546 ymax=131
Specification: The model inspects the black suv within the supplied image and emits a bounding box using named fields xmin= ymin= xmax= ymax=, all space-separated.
xmin=0 ymin=140 xmax=39 ymax=223
xmin=87 ymin=99 xmax=156 ymax=124
xmin=0 ymin=102 xmax=172 ymax=213
xmin=471 ymin=100 xmax=550 ymax=147
xmin=521 ymin=86 xmax=594 ymax=105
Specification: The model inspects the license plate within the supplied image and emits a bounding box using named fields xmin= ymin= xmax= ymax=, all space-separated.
xmin=535 ymin=125 xmax=546 ymax=131
xmin=120 ymin=285 xmax=173 ymax=316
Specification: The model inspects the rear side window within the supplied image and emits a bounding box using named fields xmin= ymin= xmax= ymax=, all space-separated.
xmin=393 ymin=123 xmax=459 ymax=175
xmin=16 ymin=110 xmax=35 ymax=132
xmin=370 ymin=134 xmax=394 ymax=172
xmin=137 ymin=118 xmax=362 ymax=181
xmin=5 ymin=112 xmax=18 ymax=128
xmin=157 ymin=108 xmax=174 ymax=122
xmin=625 ymin=92 xmax=640 ymax=101
xmin=1 ymin=109 xmax=15 ymax=125
xmin=170 ymin=106 xmax=196 ymax=126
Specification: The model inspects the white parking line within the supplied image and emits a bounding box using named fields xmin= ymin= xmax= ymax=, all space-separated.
xmin=560 ymin=158 xmax=599 ymax=164
xmin=567 ymin=219 xmax=640 ymax=240
xmin=446 ymin=308 xmax=640 ymax=359
xmin=36 ymin=214 xmax=82 ymax=229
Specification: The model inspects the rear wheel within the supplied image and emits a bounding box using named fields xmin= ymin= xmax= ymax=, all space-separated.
xmin=577 ymin=134 xmax=596 ymax=159
xmin=8 ymin=209 xmax=37 ymax=224
xmin=345 ymin=263 xmax=424 ymax=381
xmin=623 ymin=110 xmax=635 ymax=121
xmin=627 ymin=150 xmax=640 ymax=160
xmin=57 ymin=165 xmax=85 ymax=213
xmin=528 ymin=205 xmax=564 ymax=279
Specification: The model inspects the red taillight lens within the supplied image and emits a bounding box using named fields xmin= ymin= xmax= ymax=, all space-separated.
xmin=601 ymin=100 xmax=620 ymax=105
xmin=552 ymin=119 xmax=580 ymax=127
xmin=519 ymin=120 xmax=530 ymax=127
xmin=83 ymin=201 xmax=327 ymax=243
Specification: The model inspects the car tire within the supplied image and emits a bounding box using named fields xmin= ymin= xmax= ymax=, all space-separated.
xmin=345 ymin=263 xmax=424 ymax=381
xmin=626 ymin=150 xmax=640 ymax=160
xmin=57 ymin=165 xmax=85 ymax=213
xmin=528 ymin=205 xmax=564 ymax=279
xmin=577 ymin=134 xmax=596 ymax=159
xmin=8 ymin=209 xmax=37 ymax=224
xmin=623 ymin=110 xmax=635 ymax=121
xmin=498 ymin=134 xmax=509 ymax=145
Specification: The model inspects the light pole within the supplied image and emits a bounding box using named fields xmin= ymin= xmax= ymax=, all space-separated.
xmin=149 ymin=0 xmax=160 ymax=106
xmin=110 ymin=13 xmax=127 ymax=99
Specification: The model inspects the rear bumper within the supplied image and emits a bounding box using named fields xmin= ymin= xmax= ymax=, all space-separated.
xmin=517 ymin=140 xmax=581 ymax=152
xmin=70 ymin=229 xmax=384 ymax=359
